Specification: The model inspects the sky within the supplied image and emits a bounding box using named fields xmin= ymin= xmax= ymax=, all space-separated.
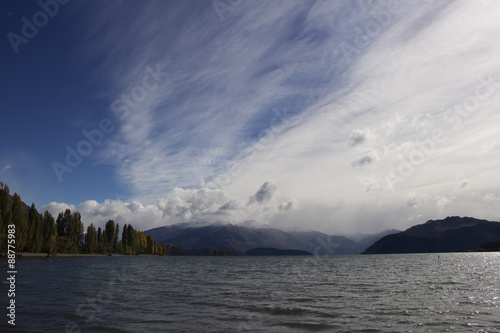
xmin=1 ymin=0 xmax=500 ymax=235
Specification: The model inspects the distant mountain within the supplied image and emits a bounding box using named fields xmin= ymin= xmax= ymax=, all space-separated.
xmin=189 ymin=247 xmax=245 ymax=256
xmin=2 ymin=190 xmax=32 ymax=216
xmin=145 ymin=223 xmax=366 ymax=255
xmin=474 ymin=241 xmax=500 ymax=252
xmin=354 ymin=229 xmax=401 ymax=252
xmin=165 ymin=244 xmax=191 ymax=256
xmin=362 ymin=216 xmax=500 ymax=254
xmin=245 ymin=248 xmax=312 ymax=256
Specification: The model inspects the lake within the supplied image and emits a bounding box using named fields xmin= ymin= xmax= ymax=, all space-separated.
xmin=2 ymin=253 xmax=500 ymax=332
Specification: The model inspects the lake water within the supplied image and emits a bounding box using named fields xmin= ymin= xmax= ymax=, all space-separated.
xmin=2 ymin=253 xmax=500 ymax=332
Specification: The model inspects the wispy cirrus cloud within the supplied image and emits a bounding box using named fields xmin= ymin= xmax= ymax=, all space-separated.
xmin=54 ymin=0 xmax=500 ymax=234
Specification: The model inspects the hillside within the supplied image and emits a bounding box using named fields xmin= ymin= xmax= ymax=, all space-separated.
xmin=362 ymin=216 xmax=500 ymax=254
xmin=145 ymin=223 xmax=366 ymax=255
xmin=352 ymin=229 xmax=401 ymax=251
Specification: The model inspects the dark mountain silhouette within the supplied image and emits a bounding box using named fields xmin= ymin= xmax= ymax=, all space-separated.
xmin=352 ymin=229 xmax=401 ymax=252
xmin=165 ymin=243 xmax=191 ymax=255
xmin=362 ymin=216 xmax=500 ymax=254
xmin=145 ymin=223 xmax=366 ymax=255
xmin=474 ymin=241 xmax=500 ymax=252
xmin=189 ymin=247 xmax=245 ymax=256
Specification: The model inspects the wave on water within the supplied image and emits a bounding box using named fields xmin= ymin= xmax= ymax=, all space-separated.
xmin=259 ymin=306 xmax=309 ymax=316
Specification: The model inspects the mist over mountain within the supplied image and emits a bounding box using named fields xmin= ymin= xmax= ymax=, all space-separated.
xmin=363 ymin=216 xmax=500 ymax=254
xmin=145 ymin=222 xmax=369 ymax=255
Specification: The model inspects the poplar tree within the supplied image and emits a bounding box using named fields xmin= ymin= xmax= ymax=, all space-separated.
xmin=69 ymin=211 xmax=84 ymax=246
xmin=122 ymin=224 xmax=128 ymax=253
xmin=97 ymin=227 xmax=106 ymax=253
xmin=85 ymin=223 xmax=97 ymax=254
xmin=56 ymin=209 xmax=72 ymax=237
xmin=105 ymin=220 xmax=115 ymax=252
xmin=113 ymin=223 xmax=120 ymax=253
xmin=27 ymin=203 xmax=43 ymax=252
xmin=42 ymin=211 xmax=57 ymax=255
xmin=11 ymin=193 xmax=28 ymax=251
xmin=0 ymin=183 xmax=8 ymax=251
xmin=0 ymin=207 xmax=3 ymax=253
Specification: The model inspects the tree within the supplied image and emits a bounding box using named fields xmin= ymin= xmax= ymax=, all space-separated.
xmin=0 ymin=207 xmax=3 ymax=253
xmin=121 ymin=224 xmax=128 ymax=253
xmin=56 ymin=209 xmax=83 ymax=253
xmin=160 ymin=242 xmax=167 ymax=256
xmin=11 ymin=193 xmax=28 ymax=252
xmin=56 ymin=209 xmax=72 ymax=237
xmin=113 ymin=223 xmax=120 ymax=253
xmin=0 ymin=182 xmax=9 ymax=214
xmin=126 ymin=224 xmax=139 ymax=254
xmin=105 ymin=220 xmax=115 ymax=252
xmin=96 ymin=227 xmax=106 ymax=254
xmin=1 ymin=211 xmax=12 ymax=253
xmin=85 ymin=223 xmax=97 ymax=254
xmin=0 ymin=183 xmax=9 ymax=250
xmin=69 ymin=211 xmax=84 ymax=246
xmin=146 ymin=235 xmax=154 ymax=254
xmin=138 ymin=231 xmax=147 ymax=253
xmin=27 ymin=203 xmax=43 ymax=252
xmin=42 ymin=211 xmax=57 ymax=255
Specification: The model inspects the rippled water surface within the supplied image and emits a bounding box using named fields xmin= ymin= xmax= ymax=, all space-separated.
xmin=4 ymin=253 xmax=500 ymax=332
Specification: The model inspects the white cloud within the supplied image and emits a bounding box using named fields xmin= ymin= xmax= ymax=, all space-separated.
xmin=248 ymin=182 xmax=277 ymax=205
xmin=60 ymin=0 xmax=500 ymax=234
xmin=43 ymin=202 xmax=77 ymax=217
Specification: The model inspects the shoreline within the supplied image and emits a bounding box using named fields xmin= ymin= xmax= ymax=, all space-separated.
xmin=1 ymin=253 xmax=132 ymax=259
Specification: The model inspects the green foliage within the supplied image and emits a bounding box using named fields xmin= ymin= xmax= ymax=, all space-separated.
xmin=0 ymin=181 xmax=166 ymax=256
xmin=0 ymin=182 xmax=9 ymax=252
xmin=42 ymin=211 xmax=57 ymax=254
xmin=57 ymin=236 xmax=79 ymax=253
xmin=27 ymin=203 xmax=43 ymax=252
xmin=11 ymin=193 xmax=28 ymax=251
xmin=113 ymin=223 xmax=120 ymax=253
xmin=85 ymin=223 xmax=98 ymax=254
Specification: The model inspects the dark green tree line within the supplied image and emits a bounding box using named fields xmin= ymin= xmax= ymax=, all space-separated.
xmin=0 ymin=182 xmax=165 ymax=256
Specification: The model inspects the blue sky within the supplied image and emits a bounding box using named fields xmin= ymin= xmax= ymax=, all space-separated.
xmin=1 ymin=0 xmax=500 ymax=234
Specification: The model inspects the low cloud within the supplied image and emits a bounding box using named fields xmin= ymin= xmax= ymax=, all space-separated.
xmin=352 ymin=155 xmax=373 ymax=168
xmin=352 ymin=150 xmax=379 ymax=168
xmin=279 ymin=199 xmax=297 ymax=211
xmin=217 ymin=200 xmax=241 ymax=213
xmin=248 ymin=182 xmax=277 ymax=205
xmin=348 ymin=129 xmax=366 ymax=147
xmin=43 ymin=202 xmax=77 ymax=216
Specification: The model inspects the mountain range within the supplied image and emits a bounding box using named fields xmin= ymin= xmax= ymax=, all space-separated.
xmin=145 ymin=222 xmax=399 ymax=255
xmin=362 ymin=216 xmax=500 ymax=254
xmin=4 ymin=181 xmax=499 ymax=255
